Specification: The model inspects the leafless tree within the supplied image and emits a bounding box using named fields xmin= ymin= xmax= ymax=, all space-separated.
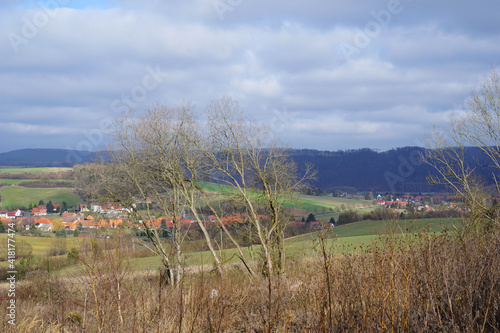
xmin=201 ymin=96 xmax=315 ymax=276
xmin=87 ymin=103 xmax=223 ymax=285
xmin=79 ymin=97 xmax=313 ymax=285
xmin=425 ymin=67 xmax=500 ymax=233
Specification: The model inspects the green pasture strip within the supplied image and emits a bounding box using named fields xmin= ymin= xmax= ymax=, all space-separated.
xmin=287 ymin=195 xmax=377 ymax=214
xmin=288 ymin=218 xmax=458 ymax=243
xmin=284 ymin=199 xmax=330 ymax=213
xmin=0 ymin=186 xmax=81 ymax=208
xmin=0 ymin=167 xmax=72 ymax=174
xmin=0 ymin=235 xmax=82 ymax=255
xmin=201 ymin=182 xmax=338 ymax=213
xmin=0 ymin=180 xmax=26 ymax=185
xmin=200 ymin=182 xmax=235 ymax=194
xmin=330 ymin=218 xmax=457 ymax=238
xmin=300 ymin=194 xmax=372 ymax=206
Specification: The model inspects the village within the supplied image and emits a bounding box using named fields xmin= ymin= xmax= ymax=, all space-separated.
xmin=0 ymin=192 xmax=469 ymax=235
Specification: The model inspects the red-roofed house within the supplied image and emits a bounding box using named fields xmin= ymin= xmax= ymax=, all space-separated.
xmin=0 ymin=209 xmax=22 ymax=219
xmin=32 ymin=206 xmax=47 ymax=216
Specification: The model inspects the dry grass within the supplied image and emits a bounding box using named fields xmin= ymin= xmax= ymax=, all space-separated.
xmin=1 ymin=226 xmax=499 ymax=332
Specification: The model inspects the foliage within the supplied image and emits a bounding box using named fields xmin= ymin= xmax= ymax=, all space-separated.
xmin=1 ymin=227 xmax=498 ymax=331
xmin=51 ymin=219 xmax=65 ymax=232
xmin=305 ymin=213 xmax=316 ymax=223
xmin=337 ymin=209 xmax=359 ymax=226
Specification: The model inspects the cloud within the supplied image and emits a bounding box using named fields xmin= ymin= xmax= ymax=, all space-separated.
xmin=0 ymin=1 xmax=499 ymax=153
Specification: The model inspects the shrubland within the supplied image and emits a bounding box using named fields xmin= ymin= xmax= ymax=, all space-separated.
xmin=0 ymin=225 xmax=498 ymax=332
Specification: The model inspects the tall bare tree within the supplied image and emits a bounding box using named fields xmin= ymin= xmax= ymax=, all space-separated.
xmin=201 ymin=96 xmax=315 ymax=276
xmin=425 ymin=67 xmax=500 ymax=233
xmin=79 ymin=97 xmax=312 ymax=283
xmin=89 ymin=103 xmax=223 ymax=284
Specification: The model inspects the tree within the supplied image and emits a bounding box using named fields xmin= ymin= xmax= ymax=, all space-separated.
xmin=80 ymin=97 xmax=313 ymax=284
xmin=46 ymin=200 xmax=54 ymax=212
xmin=337 ymin=210 xmax=359 ymax=226
xmin=200 ymin=96 xmax=315 ymax=276
xmin=52 ymin=219 xmax=65 ymax=233
xmin=425 ymin=68 xmax=500 ymax=233
xmin=83 ymin=103 xmax=224 ymax=285
xmin=306 ymin=213 xmax=316 ymax=223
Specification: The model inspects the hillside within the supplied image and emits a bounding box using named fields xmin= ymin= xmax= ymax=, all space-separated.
xmin=291 ymin=146 xmax=499 ymax=192
xmin=1 ymin=146 xmax=497 ymax=192
xmin=0 ymin=149 xmax=96 ymax=167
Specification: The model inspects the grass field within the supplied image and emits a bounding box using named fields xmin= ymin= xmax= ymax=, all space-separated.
xmin=123 ymin=217 xmax=460 ymax=272
xmin=0 ymin=234 xmax=82 ymax=255
xmin=0 ymin=179 xmax=26 ymax=185
xmin=0 ymin=167 xmax=72 ymax=174
xmin=0 ymin=217 xmax=460 ymax=276
xmin=0 ymin=167 xmax=77 ymax=208
xmin=284 ymin=194 xmax=376 ymax=214
xmin=0 ymin=186 xmax=81 ymax=209
xmin=201 ymin=182 xmax=377 ymax=215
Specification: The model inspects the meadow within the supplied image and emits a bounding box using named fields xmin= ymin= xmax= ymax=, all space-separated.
xmin=1 ymin=218 xmax=458 ymax=273
xmin=0 ymin=186 xmax=81 ymax=209
xmin=0 ymin=167 xmax=78 ymax=209
xmin=0 ymin=218 xmax=497 ymax=332
xmin=0 ymin=167 xmax=72 ymax=174
xmin=201 ymin=181 xmax=377 ymax=215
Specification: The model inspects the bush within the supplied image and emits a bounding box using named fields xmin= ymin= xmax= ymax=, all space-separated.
xmin=337 ymin=209 xmax=359 ymax=225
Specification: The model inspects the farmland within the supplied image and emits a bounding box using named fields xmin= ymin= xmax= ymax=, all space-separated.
xmin=0 ymin=186 xmax=80 ymax=209
xmin=0 ymin=167 xmax=77 ymax=209
xmin=0 ymin=217 xmax=459 ymax=272
xmin=0 ymin=167 xmax=72 ymax=174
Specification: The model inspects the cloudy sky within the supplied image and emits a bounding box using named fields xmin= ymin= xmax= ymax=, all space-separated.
xmin=0 ymin=0 xmax=499 ymax=153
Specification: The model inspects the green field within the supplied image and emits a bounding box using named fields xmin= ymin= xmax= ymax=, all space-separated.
xmin=201 ymin=182 xmax=376 ymax=215
xmin=0 ymin=234 xmax=82 ymax=255
xmin=1 ymin=217 xmax=460 ymax=276
xmin=0 ymin=167 xmax=77 ymax=208
xmin=122 ymin=218 xmax=460 ymax=271
xmin=283 ymin=194 xmax=375 ymax=214
xmin=0 ymin=179 xmax=26 ymax=185
xmin=0 ymin=167 xmax=72 ymax=174
xmin=0 ymin=186 xmax=81 ymax=209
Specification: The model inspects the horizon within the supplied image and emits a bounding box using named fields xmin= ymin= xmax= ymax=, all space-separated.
xmin=0 ymin=145 xmax=429 ymax=155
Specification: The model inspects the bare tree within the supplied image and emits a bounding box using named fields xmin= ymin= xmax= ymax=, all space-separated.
xmin=88 ymin=103 xmax=223 ymax=284
xmin=201 ymin=96 xmax=315 ymax=276
xmin=80 ymin=97 xmax=312 ymax=284
xmin=425 ymin=67 xmax=500 ymax=233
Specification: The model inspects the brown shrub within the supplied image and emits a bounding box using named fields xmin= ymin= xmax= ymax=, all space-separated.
xmin=1 ymin=227 xmax=498 ymax=332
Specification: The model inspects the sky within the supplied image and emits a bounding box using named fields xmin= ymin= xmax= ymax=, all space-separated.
xmin=0 ymin=0 xmax=499 ymax=153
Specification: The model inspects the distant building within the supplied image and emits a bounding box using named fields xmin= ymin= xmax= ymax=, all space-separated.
xmin=32 ymin=206 xmax=47 ymax=216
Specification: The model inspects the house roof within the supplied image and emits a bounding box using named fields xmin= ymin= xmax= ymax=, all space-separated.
xmin=34 ymin=217 xmax=52 ymax=225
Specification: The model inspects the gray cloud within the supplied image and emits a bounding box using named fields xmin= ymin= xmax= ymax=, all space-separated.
xmin=0 ymin=0 xmax=499 ymax=153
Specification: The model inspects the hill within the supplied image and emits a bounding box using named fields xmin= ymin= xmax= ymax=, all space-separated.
xmin=0 ymin=149 xmax=97 ymax=167
xmin=1 ymin=146 xmax=496 ymax=192
xmin=291 ymin=146 xmax=497 ymax=192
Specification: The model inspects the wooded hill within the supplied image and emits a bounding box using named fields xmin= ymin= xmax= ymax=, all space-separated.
xmin=1 ymin=147 xmax=497 ymax=192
